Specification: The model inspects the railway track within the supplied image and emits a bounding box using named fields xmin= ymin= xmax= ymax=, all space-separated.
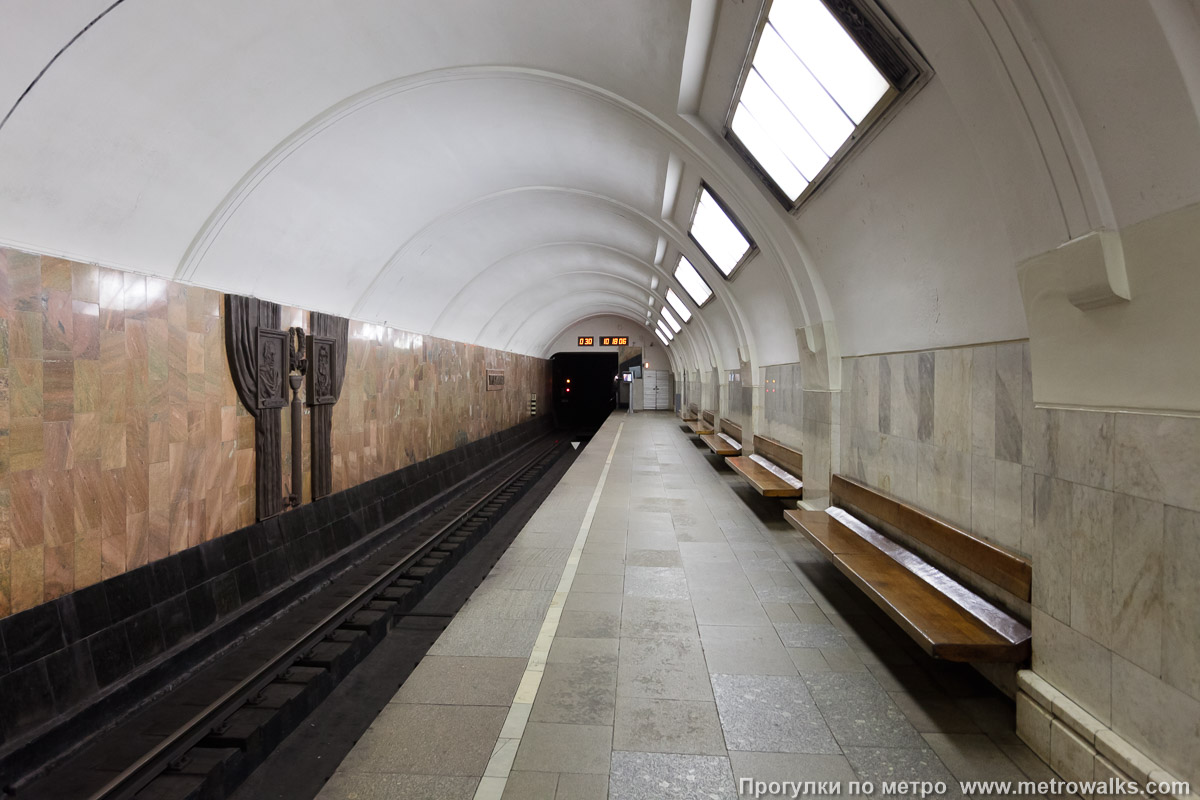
xmin=12 ymin=435 xmax=567 ymax=800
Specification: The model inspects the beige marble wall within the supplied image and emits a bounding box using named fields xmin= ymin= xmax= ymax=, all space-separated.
xmin=839 ymin=342 xmax=1035 ymax=556
xmin=0 ymin=246 xmax=551 ymax=619
xmin=839 ymin=340 xmax=1200 ymax=786
xmin=761 ymin=362 xmax=837 ymax=503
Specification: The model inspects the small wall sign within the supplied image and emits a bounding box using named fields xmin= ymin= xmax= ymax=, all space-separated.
xmin=486 ymin=369 xmax=506 ymax=391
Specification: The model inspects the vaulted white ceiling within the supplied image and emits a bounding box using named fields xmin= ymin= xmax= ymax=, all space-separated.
xmin=2 ymin=0 xmax=1198 ymax=383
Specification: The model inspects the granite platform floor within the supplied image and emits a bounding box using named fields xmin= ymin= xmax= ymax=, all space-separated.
xmin=315 ymin=412 xmax=1059 ymax=800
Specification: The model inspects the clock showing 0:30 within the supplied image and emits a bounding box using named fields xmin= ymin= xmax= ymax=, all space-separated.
xmin=577 ymin=336 xmax=594 ymax=346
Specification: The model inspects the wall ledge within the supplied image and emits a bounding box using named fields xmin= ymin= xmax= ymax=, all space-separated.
xmin=1017 ymin=670 xmax=1198 ymax=800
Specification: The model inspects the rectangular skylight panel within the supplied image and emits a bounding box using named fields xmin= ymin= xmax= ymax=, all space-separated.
xmin=691 ymin=189 xmax=751 ymax=276
xmin=665 ymin=288 xmax=692 ymax=322
xmin=674 ymin=257 xmax=713 ymax=306
xmin=730 ymin=107 xmax=808 ymax=199
xmin=656 ymin=319 xmax=674 ymax=340
xmin=655 ymin=329 xmax=670 ymax=347
xmin=661 ymin=305 xmax=682 ymax=332
xmin=769 ymin=0 xmax=889 ymax=124
xmin=740 ymin=71 xmax=828 ymax=179
xmin=755 ymin=24 xmax=853 ymax=156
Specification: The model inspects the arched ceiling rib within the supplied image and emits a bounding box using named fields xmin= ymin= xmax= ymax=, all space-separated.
xmin=0 ymin=0 xmax=838 ymax=371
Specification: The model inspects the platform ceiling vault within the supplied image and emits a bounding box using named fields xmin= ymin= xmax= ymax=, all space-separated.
xmin=2 ymin=0 xmax=1199 ymax=381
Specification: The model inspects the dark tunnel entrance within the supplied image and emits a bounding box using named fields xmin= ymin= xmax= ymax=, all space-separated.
xmin=550 ymin=351 xmax=620 ymax=434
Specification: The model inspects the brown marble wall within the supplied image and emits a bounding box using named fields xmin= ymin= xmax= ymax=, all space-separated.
xmin=0 ymin=247 xmax=551 ymax=618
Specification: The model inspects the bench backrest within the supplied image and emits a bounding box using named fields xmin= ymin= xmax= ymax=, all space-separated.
xmin=701 ymin=410 xmax=715 ymax=427
xmin=831 ymin=474 xmax=1032 ymax=600
xmin=687 ymin=403 xmax=699 ymax=416
xmin=719 ymin=419 xmax=742 ymax=441
xmin=752 ymin=435 xmax=802 ymax=476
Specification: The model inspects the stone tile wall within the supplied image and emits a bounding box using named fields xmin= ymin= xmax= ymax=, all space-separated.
xmin=839 ymin=342 xmax=1035 ymax=557
xmin=839 ymin=340 xmax=1200 ymax=786
xmin=0 ymin=247 xmax=550 ymax=619
xmin=761 ymin=362 xmax=836 ymax=503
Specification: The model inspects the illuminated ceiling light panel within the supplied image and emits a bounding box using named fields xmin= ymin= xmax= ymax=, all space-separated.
xmin=666 ymin=287 xmax=692 ymax=322
xmin=690 ymin=187 xmax=751 ymax=276
xmin=661 ymin=305 xmax=682 ymax=333
xmin=674 ymin=256 xmax=713 ymax=306
xmin=730 ymin=0 xmax=890 ymax=203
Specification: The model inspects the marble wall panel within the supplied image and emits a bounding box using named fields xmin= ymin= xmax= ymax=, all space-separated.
xmin=838 ymin=339 xmax=1200 ymax=787
xmin=0 ymin=246 xmax=550 ymax=618
xmin=1111 ymin=493 xmax=1163 ymax=677
xmin=1161 ymin=504 xmax=1200 ymax=701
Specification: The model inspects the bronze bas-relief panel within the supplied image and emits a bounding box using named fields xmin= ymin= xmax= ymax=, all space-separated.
xmin=256 ymin=327 xmax=288 ymax=410
xmin=306 ymin=335 xmax=337 ymax=406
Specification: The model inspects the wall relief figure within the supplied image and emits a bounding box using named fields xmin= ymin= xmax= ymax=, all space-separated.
xmin=225 ymin=294 xmax=285 ymax=520
xmin=308 ymin=312 xmax=349 ymax=499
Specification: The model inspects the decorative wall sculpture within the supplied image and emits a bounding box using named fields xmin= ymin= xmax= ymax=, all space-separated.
xmin=225 ymin=294 xmax=284 ymax=520
xmin=308 ymin=312 xmax=349 ymax=500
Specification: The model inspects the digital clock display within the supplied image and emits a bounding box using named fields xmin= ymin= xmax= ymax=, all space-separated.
xmin=577 ymin=336 xmax=594 ymax=346
xmin=601 ymin=336 xmax=629 ymax=346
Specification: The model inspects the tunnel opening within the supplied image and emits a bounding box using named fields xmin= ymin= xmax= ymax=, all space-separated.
xmin=550 ymin=351 xmax=620 ymax=436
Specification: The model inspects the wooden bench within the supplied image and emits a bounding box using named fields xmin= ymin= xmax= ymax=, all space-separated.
xmin=785 ymin=475 xmax=1032 ymax=663
xmin=700 ymin=419 xmax=742 ymax=456
xmin=687 ymin=410 xmax=715 ymax=436
xmin=680 ymin=403 xmax=698 ymax=423
xmin=726 ymin=435 xmax=802 ymax=497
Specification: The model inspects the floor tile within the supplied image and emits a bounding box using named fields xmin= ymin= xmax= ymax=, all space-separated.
xmin=563 ymin=591 xmax=622 ymax=614
xmin=390 ymin=656 xmax=527 ymax=706
xmin=338 ymin=704 xmax=507 ymax=776
xmin=624 ymin=566 xmax=690 ymax=600
xmin=554 ymin=772 xmax=608 ymax=799
xmin=608 ymin=751 xmax=737 ymax=800
xmin=842 ymin=746 xmax=966 ymax=800
xmin=698 ymin=625 xmax=797 ymax=676
xmin=570 ymin=573 xmax=623 ymax=594
xmin=711 ymin=673 xmax=840 ymax=754
xmin=575 ymin=553 xmax=625 ymax=575
xmin=547 ymin=637 xmax=620 ymax=667
xmin=804 ymin=672 xmax=925 ymax=749
xmin=620 ymin=596 xmax=698 ymax=639
xmin=625 ymin=549 xmax=683 ymax=568
xmin=775 ymin=622 xmax=847 ymax=648
xmin=513 ymin=723 xmax=613 ymax=775
xmin=922 ymin=732 xmax=1028 ymax=782
xmin=501 ymin=771 xmax=557 ymax=800
xmin=557 ymin=610 xmax=622 ymax=639
xmin=889 ymin=692 xmax=982 ymax=733
xmin=428 ymin=616 xmax=543 ymax=658
xmin=530 ymin=662 xmax=617 ymax=725
xmin=618 ymin=637 xmax=714 ymax=701
xmin=316 ymin=773 xmax=479 ymax=800
xmin=613 ymin=696 xmax=726 ymax=755
xmin=456 ymin=589 xmax=554 ymax=620
xmin=728 ymin=752 xmax=858 ymax=799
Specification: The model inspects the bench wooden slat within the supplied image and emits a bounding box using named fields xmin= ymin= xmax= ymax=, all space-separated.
xmin=688 ymin=411 xmax=715 ymax=436
xmin=754 ymin=436 xmax=802 ymax=476
xmin=784 ymin=509 xmax=1031 ymax=663
xmin=726 ymin=456 xmax=802 ymax=497
xmin=832 ymin=475 xmax=1032 ymax=601
xmin=699 ymin=433 xmax=740 ymax=456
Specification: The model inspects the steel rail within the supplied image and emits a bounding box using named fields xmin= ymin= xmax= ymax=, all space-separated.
xmin=86 ymin=435 xmax=561 ymax=800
